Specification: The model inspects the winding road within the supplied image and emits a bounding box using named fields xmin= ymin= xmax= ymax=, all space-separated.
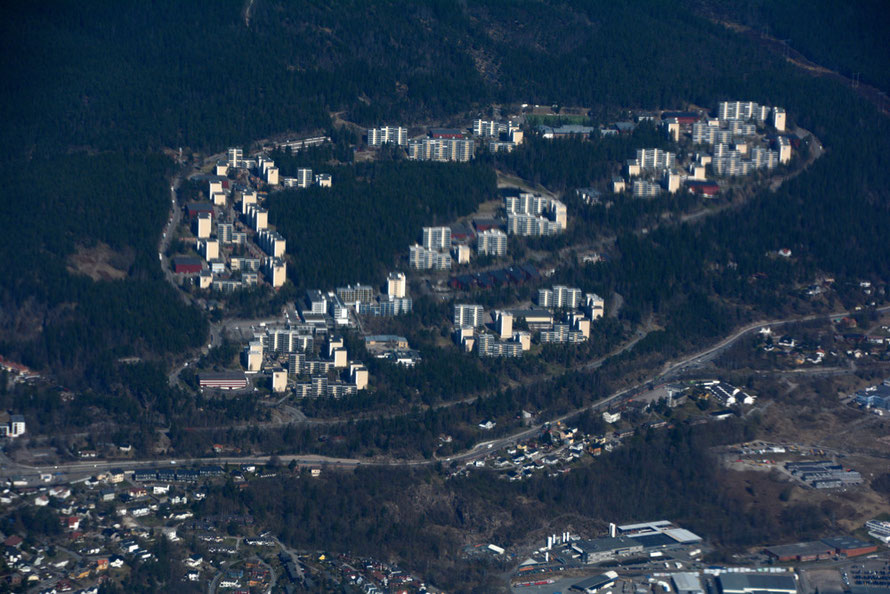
xmin=5 ymin=305 xmax=887 ymax=485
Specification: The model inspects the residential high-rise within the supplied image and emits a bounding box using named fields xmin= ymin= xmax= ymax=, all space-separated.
xmin=368 ymin=126 xmax=408 ymax=147
xmin=387 ymin=272 xmax=407 ymax=298
xmin=771 ymin=107 xmax=786 ymax=132
xmin=296 ymin=168 xmax=313 ymax=188
xmin=409 ymin=245 xmax=452 ymax=270
xmin=477 ymin=229 xmax=508 ymax=257
xmin=227 ymin=147 xmax=243 ymax=168
xmin=453 ymin=304 xmax=484 ymax=328
xmin=422 ymin=226 xmax=452 ymax=251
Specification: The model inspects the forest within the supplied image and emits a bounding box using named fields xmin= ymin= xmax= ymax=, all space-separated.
xmin=0 ymin=153 xmax=207 ymax=387
xmin=196 ymin=418 xmax=847 ymax=592
xmin=266 ymin=160 xmax=497 ymax=289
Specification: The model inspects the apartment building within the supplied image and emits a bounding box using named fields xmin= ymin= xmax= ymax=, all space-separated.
xmin=636 ymin=148 xmax=676 ymax=171
xmin=507 ymin=213 xmax=562 ymax=236
xmin=336 ymin=284 xmax=375 ymax=304
xmin=775 ymin=136 xmax=792 ymax=163
xmin=227 ymin=147 xmax=243 ymax=168
xmin=476 ymin=333 xmax=524 ymax=357
xmin=718 ymin=101 xmax=769 ymax=122
xmin=407 ymin=138 xmax=475 ymax=162
xmin=453 ymin=304 xmax=484 ymax=328
xmin=217 ymin=223 xmax=234 ymax=244
xmin=477 ymin=228 xmax=508 ymax=257
xmin=257 ymin=229 xmax=287 ymax=258
xmin=632 ymin=180 xmax=662 ymax=198
xmin=586 ymin=293 xmax=605 ymax=320
xmin=387 ymin=272 xmax=407 ymax=298
xmin=368 ymin=126 xmax=408 ymax=147
xmin=422 ymin=226 xmax=452 ymax=251
xmin=409 ymin=244 xmax=452 ymax=270
xmin=194 ymin=213 xmax=212 ymax=239
xmin=771 ymin=107 xmax=786 ymax=131
xmin=264 ymin=257 xmax=287 ymax=288
xmin=505 ymin=192 xmax=548 ymax=216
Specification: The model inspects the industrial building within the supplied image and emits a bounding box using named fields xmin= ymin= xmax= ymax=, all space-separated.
xmin=570 ymin=571 xmax=619 ymax=593
xmin=717 ymin=573 xmax=797 ymax=594
xmin=672 ymin=573 xmax=705 ymax=594
xmin=198 ymin=372 xmax=248 ymax=390
xmin=571 ymin=537 xmax=643 ymax=564
xmin=785 ymin=461 xmax=862 ymax=488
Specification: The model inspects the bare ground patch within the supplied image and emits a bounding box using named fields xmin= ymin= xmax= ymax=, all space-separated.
xmin=66 ymin=242 xmax=132 ymax=281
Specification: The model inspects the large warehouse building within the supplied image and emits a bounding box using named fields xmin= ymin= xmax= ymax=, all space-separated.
xmin=717 ymin=574 xmax=797 ymax=594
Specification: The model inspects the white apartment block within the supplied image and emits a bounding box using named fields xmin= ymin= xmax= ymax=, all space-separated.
xmin=552 ymin=285 xmax=582 ymax=309
xmin=245 ymin=205 xmax=268 ymax=231
xmin=663 ymin=118 xmax=680 ymax=142
xmin=507 ymin=213 xmax=562 ymax=236
xmin=314 ymin=173 xmax=332 ymax=187
xmin=473 ymin=119 xmax=508 ymax=137
xmin=422 ymin=226 xmax=452 ymax=251
xmin=368 ymin=126 xmax=408 ymax=147
xmin=537 ymin=288 xmax=554 ymax=308
xmin=718 ymin=101 xmax=768 ymax=122
xmin=776 ymin=136 xmax=792 ymax=163
xmin=772 ymin=107 xmax=786 ymax=131
xmin=240 ymin=189 xmax=257 ymax=214
xmin=209 ymin=180 xmax=223 ymax=196
xmin=199 ymin=239 xmax=219 ymax=262
xmin=217 ymin=223 xmax=233 ymax=244
xmin=663 ymin=169 xmax=682 ymax=194
xmin=452 ymin=244 xmax=471 ymax=264
xmin=195 ymin=213 xmax=212 ymax=239
xmin=476 ymin=333 xmax=524 ymax=357
xmin=477 ymin=228 xmax=508 ymax=257
xmin=454 ymin=304 xmax=484 ymax=327
xmin=505 ymin=192 xmax=548 ymax=216
xmin=586 ymin=293 xmax=605 ymax=320
xmin=258 ymin=229 xmax=287 ymax=258
xmin=212 ymin=192 xmax=226 ymax=206
xmin=635 ymin=148 xmax=676 ymax=171
xmin=409 ymin=245 xmax=452 ymax=270
xmin=264 ymin=257 xmax=287 ymax=288
xmin=407 ymin=138 xmax=475 ymax=162
xmin=387 ymin=272 xmax=407 ymax=298
xmin=265 ymin=166 xmax=279 ymax=185
xmin=227 ymin=147 xmax=243 ymax=168
xmin=632 ymin=180 xmax=662 ymax=198
xmin=297 ymin=168 xmax=313 ymax=188
xmin=550 ymin=199 xmax=567 ymax=229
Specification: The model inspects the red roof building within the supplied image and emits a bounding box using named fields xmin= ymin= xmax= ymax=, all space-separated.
xmin=172 ymin=256 xmax=204 ymax=274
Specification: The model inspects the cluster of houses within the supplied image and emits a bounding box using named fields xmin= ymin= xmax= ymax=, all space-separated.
xmin=0 ymin=462 xmax=429 ymax=592
xmin=607 ymin=101 xmax=792 ymax=199
xmin=0 ymin=466 xmax=219 ymax=591
xmin=451 ymin=290 xmax=604 ymax=358
xmin=171 ymin=141 xmax=333 ymax=293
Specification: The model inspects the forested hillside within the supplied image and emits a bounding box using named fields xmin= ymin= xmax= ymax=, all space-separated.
xmin=267 ymin=161 xmax=497 ymax=288
xmin=0 ymin=154 xmax=207 ymax=385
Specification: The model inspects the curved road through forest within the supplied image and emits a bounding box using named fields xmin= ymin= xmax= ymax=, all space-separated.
xmin=5 ymin=305 xmax=887 ymax=485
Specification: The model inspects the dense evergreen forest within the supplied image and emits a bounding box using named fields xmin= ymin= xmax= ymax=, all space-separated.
xmin=702 ymin=0 xmax=890 ymax=93
xmin=0 ymin=154 xmax=207 ymax=386
xmin=267 ymin=161 xmax=497 ymax=288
